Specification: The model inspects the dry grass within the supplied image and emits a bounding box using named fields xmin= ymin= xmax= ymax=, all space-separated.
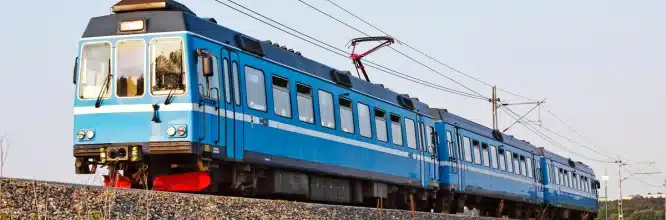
xmin=0 ymin=134 xmax=9 ymax=192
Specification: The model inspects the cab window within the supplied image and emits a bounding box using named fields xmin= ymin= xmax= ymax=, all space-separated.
xmin=150 ymin=38 xmax=185 ymax=95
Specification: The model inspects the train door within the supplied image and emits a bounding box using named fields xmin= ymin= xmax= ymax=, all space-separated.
xmin=417 ymin=118 xmax=432 ymax=187
xmin=196 ymin=49 xmax=221 ymax=145
xmin=222 ymin=48 xmax=245 ymax=160
xmin=455 ymin=128 xmax=466 ymax=191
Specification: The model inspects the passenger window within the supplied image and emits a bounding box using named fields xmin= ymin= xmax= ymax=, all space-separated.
xmin=272 ymin=76 xmax=291 ymax=118
xmin=446 ymin=131 xmax=454 ymax=158
xmin=318 ymin=90 xmax=335 ymax=129
xmin=390 ymin=114 xmax=403 ymax=146
xmin=526 ymin=157 xmax=533 ymax=178
xmin=490 ymin=145 xmax=498 ymax=169
xmin=357 ymin=103 xmax=371 ymax=138
xmin=498 ymin=149 xmax=506 ymax=171
xmin=296 ymin=84 xmax=314 ymax=123
xmin=116 ymin=40 xmax=145 ymax=98
xmin=404 ymin=118 xmax=417 ymax=149
xmin=472 ymin=140 xmax=481 ymax=165
xmin=223 ymin=58 xmax=230 ymax=103
xmin=232 ymin=62 xmax=240 ymax=105
xmin=375 ymin=109 xmax=388 ymax=142
xmin=513 ymin=154 xmax=521 ymax=175
xmin=481 ymin=144 xmax=490 ymax=167
xmin=463 ymin=137 xmax=472 ymax=162
xmin=244 ymin=66 xmax=266 ymax=111
xmin=339 ymin=97 xmax=354 ymax=133
xmin=419 ymin=123 xmax=426 ymax=152
xmin=519 ymin=156 xmax=527 ymax=176
xmin=505 ymin=150 xmax=513 ymax=173
xmin=557 ymin=168 xmax=562 ymax=185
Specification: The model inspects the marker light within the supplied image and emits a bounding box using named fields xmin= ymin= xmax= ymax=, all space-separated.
xmin=77 ymin=130 xmax=85 ymax=140
xmin=177 ymin=126 xmax=187 ymax=136
xmin=99 ymin=147 xmax=106 ymax=163
xmin=85 ymin=130 xmax=95 ymax=139
xmin=167 ymin=127 xmax=176 ymax=136
xmin=119 ymin=20 xmax=145 ymax=32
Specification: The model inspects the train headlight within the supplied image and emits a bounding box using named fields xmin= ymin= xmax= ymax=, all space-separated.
xmin=77 ymin=130 xmax=85 ymax=140
xmin=85 ymin=130 xmax=95 ymax=139
xmin=167 ymin=127 xmax=177 ymax=136
xmin=177 ymin=126 xmax=187 ymax=136
xmin=130 ymin=146 xmax=142 ymax=162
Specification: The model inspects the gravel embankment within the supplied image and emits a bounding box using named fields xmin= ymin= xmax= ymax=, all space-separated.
xmin=0 ymin=178 xmax=500 ymax=219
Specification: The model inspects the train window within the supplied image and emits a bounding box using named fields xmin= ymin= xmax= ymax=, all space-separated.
xmin=79 ymin=42 xmax=113 ymax=99
xmin=463 ymin=137 xmax=472 ymax=162
xmin=116 ymin=40 xmax=145 ymax=98
xmin=150 ymin=38 xmax=185 ymax=96
xmin=196 ymin=55 xmax=219 ymax=99
xmin=358 ymin=103 xmax=371 ymax=138
xmin=245 ymin=66 xmax=267 ymax=111
xmin=233 ymin=61 xmax=240 ymax=106
xmin=446 ymin=131 xmax=453 ymax=158
xmin=519 ymin=156 xmax=527 ymax=177
xmin=505 ymin=150 xmax=513 ymax=173
xmin=405 ymin=118 xmax=417 ymax=149
xmin=490 ymin=145 xmax=498 ymax=169
xmin=472 ymin=140 xmax=481 ymax=165
xmin=296 ymin=84 xmax=314 ymax=123
xmin=563 ymin=170 xmax=570 ymax=187
xmin=375 ymin=109 xmax=388 ymax=142
xmin=272 ymin=76 xmax=291 ymax=118
xmin=557 ymin=168 xmax=562 ymax=185
xmin=481 ymin=144 xmax=490 ymax=167
xmin=223 ymin=59 xmax=230 ymax=103
xmin=575 ymin=174 xmax=580 ymax=190
xmin=419 ymin=123 xmax=426 ymax=152
xmin=339 ymin=97 xmax=354 ymax=133
xmin=318 ymin=90 xmax=335 ymax=129
xmin=513 ymin=154 xmax=521 ymax=175
xmin=526 ymin=157 xmax=533 ymax=178
xmin=390 ymin=114 xmax=403 ymax=146
xmin=498 ymin=149 xmax=506 ymax=171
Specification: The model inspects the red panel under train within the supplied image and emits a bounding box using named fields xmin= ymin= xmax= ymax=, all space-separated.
xmin=152 ymin=171 xmax=211 ymax=192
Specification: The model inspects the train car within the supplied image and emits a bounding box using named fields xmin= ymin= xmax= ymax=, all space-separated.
xmin=539 ymin=148 xmax=600 ymax=219
xmin=72 ymin=0 xmax=441 ymax=208
xmin=430 ymin=109 xmax=545 ymax=218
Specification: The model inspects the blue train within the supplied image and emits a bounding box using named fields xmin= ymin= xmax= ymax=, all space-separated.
xmin=72 ymin=0 xmax=599 ymax=219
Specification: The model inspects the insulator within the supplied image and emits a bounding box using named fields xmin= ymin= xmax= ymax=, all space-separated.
xmin=280 ymin=46 xmax=287 ymax=50
xmin=288 ymin=49 xmax=295 ymax=53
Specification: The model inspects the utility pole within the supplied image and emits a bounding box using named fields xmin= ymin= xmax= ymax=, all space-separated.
xmin=491 ymin=86 xmax=498 ymax=130
xmin=618 ymin=161 xmax=624 ymax=220
xmin=663 ymin=179 xmax=665 ymax=220
xmin=602 ymin=168 xmax=609 ymax=220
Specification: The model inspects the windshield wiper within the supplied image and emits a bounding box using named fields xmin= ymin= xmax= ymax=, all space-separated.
xmin=164 ymin=72 xmax=183 ymax=105
xmin=95 ymin=59 xmax=112 ymax=108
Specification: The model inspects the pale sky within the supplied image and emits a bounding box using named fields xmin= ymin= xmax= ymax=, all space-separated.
xmin=0 ymin=0 xmax=664 ymax=198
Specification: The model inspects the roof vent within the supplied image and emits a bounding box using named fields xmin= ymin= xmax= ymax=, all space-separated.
xmin=492 ymin=129 xmax=504 ymax=142
xmin=204 ymin=18 xmax=217 ymax=24
xmin=397 ymin=95 xmax=415 ymax=110
xmin=331 ymin=70 xmax=353 ymax=88
xmin=236 ymin=34 xmax=265 ymax=57
xmin=112 ymin=0 xmax=196 ymax=15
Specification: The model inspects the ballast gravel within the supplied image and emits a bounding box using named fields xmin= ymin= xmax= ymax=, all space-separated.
xmin=0 ymin=178 xmax=501 ymax=220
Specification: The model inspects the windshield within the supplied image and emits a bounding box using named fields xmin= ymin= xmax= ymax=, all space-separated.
xmin=79 ymin=42 xmax=112 ymax=99
xmin=116 ymin=40 xmax=146 ymax=97
xmin=151 ymin=38 xmax=185 ymax=95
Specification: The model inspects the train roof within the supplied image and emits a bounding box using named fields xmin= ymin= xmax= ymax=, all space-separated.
xmin=82 ymin=0 xmax=432 ymax=116
xmin=538 ymin=148 xmax=595 ymax=175
xmin=430 ymin=108 xmax=540 ymax=155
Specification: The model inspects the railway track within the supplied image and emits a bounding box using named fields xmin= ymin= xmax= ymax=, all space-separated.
xmin=0 ymin=177 xmax=500 ymax=220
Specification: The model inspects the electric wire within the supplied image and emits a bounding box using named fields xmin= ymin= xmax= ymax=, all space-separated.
xmin=542 ymin=106 xmax=618 ymax=158
xmin=212 ymin=0 xmax=488 ymax=101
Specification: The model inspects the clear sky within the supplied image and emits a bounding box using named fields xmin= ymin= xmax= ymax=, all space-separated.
xmin=0 ymin=0 xmax=664 ymax=198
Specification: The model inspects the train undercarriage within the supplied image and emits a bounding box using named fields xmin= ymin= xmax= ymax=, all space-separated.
xmin=74 ymin=144 xmax=594 ymax=220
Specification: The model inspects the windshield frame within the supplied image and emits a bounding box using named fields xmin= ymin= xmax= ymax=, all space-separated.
xmin=149 ymin=37 xmax=188 ymax=97
xmin=114 ymin=39 xmax=147 ymax=99
xmin=77 ymin=41 xmax=113 ymax=101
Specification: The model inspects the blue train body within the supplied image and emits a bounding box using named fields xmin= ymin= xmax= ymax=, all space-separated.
xmin=72 ymin=1 xmax=598 ymax=218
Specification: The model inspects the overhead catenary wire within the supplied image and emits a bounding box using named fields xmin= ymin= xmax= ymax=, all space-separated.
xmin=542 ymin=106 xmax=618 ymax=159
xmin=319 ymin=0 xmax=535 ymax=102
xmin=212 ymin=0 xmax=488 ymax=101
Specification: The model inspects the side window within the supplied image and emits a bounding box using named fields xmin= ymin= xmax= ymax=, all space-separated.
xmin=429 ymin=127 xmax=437 ymax=154
xmin=526 ymin=157 xmax=534 ymax=178
xmin=404 ymin=118 xmax=417 ymax=149
xmin=446 ymin=131 xmax=454 ymax=158
xmin=519 ymin=156 xmax=526 ymax=176
xmin=357 ymin=103 xmax=371 ymax=138
xmin=116 ymin=40 xmax=145 ymax=98
xmin=419 ymin=123 xmax=426 ymax=152
xmin=375 ymin=109 xmax=388 ymax=142
xmin=472 ymin=140 xmax=481 ymax=165
xmin=557 ymin=168 xmax=562 ymax=185
xmin=223 ymin=58 xmax=230 ymax=103
xmin=272 ymin=76 xmax=291 ymax=118
xmin=513 ymin=154 xmax=521 ymax=175
xmin=232 ymin=62 xmax=240 ymax=105
xmin=505 ymin=150 xmax=514 ymax=173
xmin=244 ymin=66 xmax=266 ymax=111
xmin=339 ymin=97 xmax=354 ymax=133
xmin=318 ymin=90 xmax=335 ymax=129
xmin=463 ymin=137 xmax=472 ymax=162
xmin=296 ymin=84 xmax=314 ymax=123
xmin=481 ymin=144 xmax=490 ymax=167
xmin=390 ymin=114 xmax=403 ymax=146
xmin=79 ymin=42 xmax=112 ymax=99
xmin=490 ymin=145 xmax=498 ymax=169
xmin=498 ymin=149 xmax=506 ymax=171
